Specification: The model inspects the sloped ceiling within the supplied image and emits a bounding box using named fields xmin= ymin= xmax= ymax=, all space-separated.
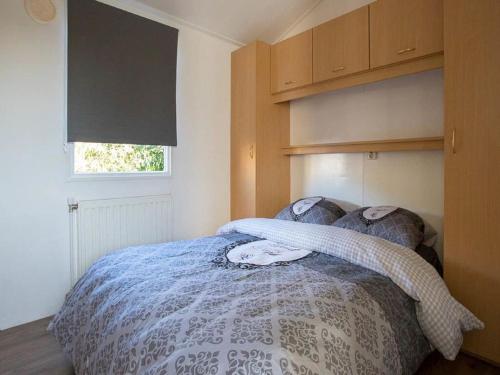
xmin=136 ymin=0 xmax=321 ymax=45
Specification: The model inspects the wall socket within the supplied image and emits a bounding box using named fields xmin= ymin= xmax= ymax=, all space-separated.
xmin=368 ymin=152 xmax=378 ymax=160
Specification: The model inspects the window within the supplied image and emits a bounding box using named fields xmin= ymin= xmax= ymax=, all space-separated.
xmin=71 ymin=142 xmax=170 ymax=177
xmin=66 ymin=2 xmax=177 ymax=179
xmin=67 ymin=1 xmax=178 ymax=148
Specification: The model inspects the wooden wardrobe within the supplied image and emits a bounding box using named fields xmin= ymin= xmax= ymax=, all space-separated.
xmin=231 ymin=42 xmax=290 ymax=220
xmin=443 ymin=0 xmax=500 ymax=364
xmin=231 ymin=0 xmax=500 ymax=363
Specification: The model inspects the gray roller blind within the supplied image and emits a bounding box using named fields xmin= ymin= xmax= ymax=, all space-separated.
xmin=67 ymin=0 xmax=178 ymax=146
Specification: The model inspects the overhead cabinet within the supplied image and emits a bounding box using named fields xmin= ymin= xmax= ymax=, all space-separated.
xmin=313 ymin=6 xmax=369 ymax=83
xmin=370 ymin=0 xmax=444 ymax=68
xmin=270 ymin=0 xmax=444 ymax=101
xmin=271 ymin=30 xmax=313 ymax=93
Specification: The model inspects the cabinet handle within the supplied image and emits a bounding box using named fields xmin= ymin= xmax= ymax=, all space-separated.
xmin=397 ymin=47 xmax=416 ymax=55
xmin=284 ymin=80 xmax=296 ymax=85
xmin=451 ymin=129 xmax=456 ymax=154
xmin=249 ymin=145 xmax=254 ymax=159
xmin=332 ymin=66 xmax=345 ymax=72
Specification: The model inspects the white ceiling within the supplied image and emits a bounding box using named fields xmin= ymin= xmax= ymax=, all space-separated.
xmin=136 ymin=0 xmax=321 ymax=45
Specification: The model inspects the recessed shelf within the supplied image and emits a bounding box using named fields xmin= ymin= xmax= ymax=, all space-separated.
xmin=282 ymin=136 xmax=444 ymax=155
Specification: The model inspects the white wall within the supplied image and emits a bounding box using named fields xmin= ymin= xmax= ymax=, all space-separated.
xmin=0 ymin=0 xmax=237 ymax=329
xmin=285 ymin=0 xmax=444 ymax=254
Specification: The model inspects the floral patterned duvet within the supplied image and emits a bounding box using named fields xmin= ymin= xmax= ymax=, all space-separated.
xmin=49 ymin=231 xmax=433 ymax=374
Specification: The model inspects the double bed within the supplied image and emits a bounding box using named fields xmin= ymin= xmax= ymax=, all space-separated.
xmin=49 ymin=200 xmax=483 ymax=374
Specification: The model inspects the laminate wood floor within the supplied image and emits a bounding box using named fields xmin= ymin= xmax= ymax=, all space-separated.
xmin=1 ymin=317 xmax=499 ymax=374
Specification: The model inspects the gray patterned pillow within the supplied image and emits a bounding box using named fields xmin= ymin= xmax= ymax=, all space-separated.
xmin=332 ymin=206 xmax=425 ymax=250
xmin=275 ymin=197 xmax=346 ymax=225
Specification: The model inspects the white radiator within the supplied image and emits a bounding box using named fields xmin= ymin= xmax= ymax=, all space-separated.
xmin=69 ymin=195 xmax=173 ymax=284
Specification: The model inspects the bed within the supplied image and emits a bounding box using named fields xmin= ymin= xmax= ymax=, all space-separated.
xmin=49 ymin=211 xmax=483 ymax=374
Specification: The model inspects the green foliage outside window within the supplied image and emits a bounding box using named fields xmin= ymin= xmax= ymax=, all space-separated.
xmin=74 ymin=143 xmax=165 ymax=173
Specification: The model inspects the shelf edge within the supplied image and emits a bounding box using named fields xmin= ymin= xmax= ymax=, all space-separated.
xmin=282 ymin=137 xmax=444 ymax=155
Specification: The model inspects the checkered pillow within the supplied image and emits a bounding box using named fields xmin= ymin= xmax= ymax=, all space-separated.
xmin=275 ymin=197 xmax=346 ymax=225
xmin=333 ymin=207 xmax=425 ymax=250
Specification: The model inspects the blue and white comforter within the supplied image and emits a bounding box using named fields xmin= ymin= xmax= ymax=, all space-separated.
xmin=49 ymin=219 xmax=483 ymax=374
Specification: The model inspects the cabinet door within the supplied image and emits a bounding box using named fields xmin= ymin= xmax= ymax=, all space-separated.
xmin=370 ymin=0 xmax=443 ymax=68
xmin=313 ymin=6 xmax=369 ymax=83
xmin=271 ymin=30 xmax=313 ymax=93
xmin=255 ymin=44 xmax=290 ymax=218
xmin=444 ymin=0 xmax=500 ymax=363
xmin=231 ymin=44 xmax=256 ymax=220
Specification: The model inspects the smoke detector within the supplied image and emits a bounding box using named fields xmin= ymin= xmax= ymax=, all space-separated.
xmin=25 ymin=0 xmax=57 ymax=24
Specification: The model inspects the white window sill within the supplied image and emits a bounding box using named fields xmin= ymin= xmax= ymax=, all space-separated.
xmin=67 ymin=171 xmax=171 ymax=182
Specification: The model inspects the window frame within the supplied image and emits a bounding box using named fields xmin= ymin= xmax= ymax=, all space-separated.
xmin=66 ymin=142 xmax=172 ymax=181
xmin=63 ymin=5 xmax=172 ymax=182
